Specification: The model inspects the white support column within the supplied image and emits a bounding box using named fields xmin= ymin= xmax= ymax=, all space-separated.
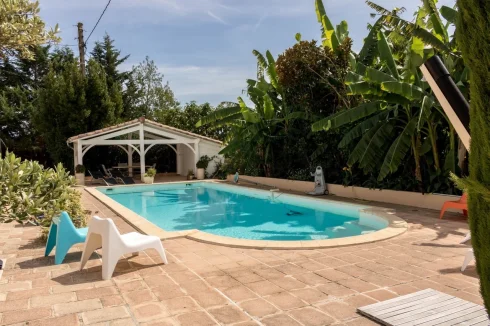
xmin=73 ymin=140 xmax=78 ymax=169
xmin=194 ymin=140 xmax=200 ymax=174
xmin=128 ymin=134 xmax=133 ymax=177
xmin=76 ymin=140 xmax=83 ymax=165
xmin=139 ymin=124 xmax=145 ymax=181
xmin=176 ymin=144 xmax=182 ymax=175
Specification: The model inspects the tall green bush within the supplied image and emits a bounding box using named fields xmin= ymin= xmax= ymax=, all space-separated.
xmin=0 ymin=152 xmax=86 ymax=234
xmin=456 ymin=0 xmax=490 ymax=313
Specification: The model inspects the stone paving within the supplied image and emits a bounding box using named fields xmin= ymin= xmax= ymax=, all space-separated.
xmin=0 ymin=189 xmax=480 ymax=326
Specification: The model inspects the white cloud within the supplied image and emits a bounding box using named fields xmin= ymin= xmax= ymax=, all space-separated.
xmin=207 ymin=11 xmax=228 ymax=25
xmin=120 ymin=62 xmax=253 ymax=105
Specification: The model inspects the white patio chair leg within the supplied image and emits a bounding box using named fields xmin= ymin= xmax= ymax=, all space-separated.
xmin=461 ymin=249 xmax=475 ymax=272
xmin=154 ymin=242 xmax=168 ymax=264
xmin=102 ymin=247 xmax=121 ymax=280
xmin=460 ymin=232 xmax=471 ymax=244
xmin=80 ymin=233 xmax=102 ymax=270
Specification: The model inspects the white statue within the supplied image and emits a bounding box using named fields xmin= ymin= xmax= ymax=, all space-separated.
xmin=309 ymin=166 xmax=327 ymax=195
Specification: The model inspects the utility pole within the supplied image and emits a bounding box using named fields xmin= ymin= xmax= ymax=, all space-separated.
xmin=77 ymin=22 xmax=85 ymax=76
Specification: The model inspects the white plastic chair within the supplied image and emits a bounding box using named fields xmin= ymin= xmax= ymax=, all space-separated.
xmin=80 ymin=216 xmax=168 ymax=280
xmin=461 ymin=232 xmax=474 ymax=272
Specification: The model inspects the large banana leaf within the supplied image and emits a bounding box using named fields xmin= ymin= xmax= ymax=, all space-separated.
xmin=315 ymin=0 xmax=327 ymax=25
xmin=314 ymin=0 xmax=340 ymax=51
xmin=417 ymin=95 xmax=435 ymax=130
xmin=312 ymin=101 xmax=386 ymax=132
xmin=336 ymin=20 xmax=349 ymax=42
xmin=363 ymin=66 xmax=397 ymax=83
xmin=338 ymin=113 xmax=386 ymax=148
xmin=347 ymin=82 xmax=383 ymax=96
xmin=378 ymin=116 xmax=418 ymax=180
xmin=346 ymin=71 xmax=363 ymax=84
xmin=348 ymin=121 xmax=394 ymax=173
xmin=322 ymin=16 xmax=340 ymax=51
xmin=263 ymin=94 xmax=274 ymax=120
xmin=252 ymin=50 xmax=268 ymax=71
xmin=357 ymin=19 xmax=382 ymax=66
xmin=206 ymin=113 xmax=244 ymax=128
xmin=378 ymin=15 xmax=451 ymax=53
xmin=381 ymin=81 xmax=423 ymax=100
xmin=422 ymin=0 xmax=448 ymax=43
xmin=443 ymin=142 xmax=456 ymax=173
xmin=196 ymin=105 xmax=241 ymax=127
xmin=377 ymin=31 xmax=400 ymax=80
xmin=265 ymin=51 xmax=282 ymax=93
xmin=440 ymin=6 xmax=457 ymax=24
xmin=365 ymin=1 xmax=392 ymax=16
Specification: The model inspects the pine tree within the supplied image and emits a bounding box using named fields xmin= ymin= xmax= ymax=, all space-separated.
xmin=34 ymin=53 xmax=118 ymax=168
xmin=457 ymin=0 xmax=490 ymax=314
xmin=91 ymin=34 xmax=127 ymax=122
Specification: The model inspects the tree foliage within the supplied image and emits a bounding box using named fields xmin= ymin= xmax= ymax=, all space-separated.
xmin=0 ymin=0 xmax=60 ymax=59
xmin=456 ymin=0 xmax=490 ymax=313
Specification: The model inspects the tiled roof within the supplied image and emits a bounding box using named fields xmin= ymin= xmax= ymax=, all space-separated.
xmin=67 ymin=117 xmax=222 ymax=144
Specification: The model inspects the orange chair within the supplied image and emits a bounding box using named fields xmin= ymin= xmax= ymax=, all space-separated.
xmin=439 ymin=193 xmax=468 ymax=219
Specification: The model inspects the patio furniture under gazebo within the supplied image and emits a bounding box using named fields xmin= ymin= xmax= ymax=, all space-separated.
xmin=67 ymin=117 xmax=223 ymax=181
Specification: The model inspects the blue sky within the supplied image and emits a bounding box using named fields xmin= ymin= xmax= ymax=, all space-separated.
xmin=40 ymin=0 xmax=455 ymax=106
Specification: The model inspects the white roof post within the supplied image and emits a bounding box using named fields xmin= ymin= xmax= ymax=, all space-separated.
xmin=194 ymin=139 xmax=200 ymax=175
xmin=77 ymin=140 xmax=83 ymax=166
xmin=139 ymin=120 xmax=145 ymax=181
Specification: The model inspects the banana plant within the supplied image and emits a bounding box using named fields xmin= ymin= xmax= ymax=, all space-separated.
xmin=312 ymin=29 xmax=445 ymax=185
xmin=196 ymin=50 xmax=298 ymax=176
xmin=315 ymin=0 xmax=355 ymax=68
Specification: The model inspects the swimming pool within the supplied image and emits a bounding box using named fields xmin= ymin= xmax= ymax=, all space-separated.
xmin=96 ymin=182 xmax=390 ymax=241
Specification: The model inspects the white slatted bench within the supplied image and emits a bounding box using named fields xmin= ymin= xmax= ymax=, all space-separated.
xmin=357 ymin=288 xmax=489 ymax=326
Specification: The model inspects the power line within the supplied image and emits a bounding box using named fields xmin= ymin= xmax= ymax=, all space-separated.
xmin=84 ymin=0 xmax=112 ymax=47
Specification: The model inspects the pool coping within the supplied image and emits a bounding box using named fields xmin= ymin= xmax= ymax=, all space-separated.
xmin=85 ymin=180 xmax=407 ymax=249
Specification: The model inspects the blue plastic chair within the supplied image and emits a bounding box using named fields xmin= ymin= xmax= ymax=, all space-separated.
xmin=44 ymin=211 xmax=89 ymax=265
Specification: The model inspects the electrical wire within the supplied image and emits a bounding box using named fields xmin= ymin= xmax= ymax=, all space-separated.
xmin=84 ymin=0 xmax=112 ymax=47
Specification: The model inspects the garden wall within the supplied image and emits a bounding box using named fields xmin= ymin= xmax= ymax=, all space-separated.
xmin=226 ymin=175 xmax=461 ymax=211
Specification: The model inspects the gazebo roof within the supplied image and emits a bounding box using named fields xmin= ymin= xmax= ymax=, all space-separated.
xmin=67 ymin=117 xmax=222 ymax=145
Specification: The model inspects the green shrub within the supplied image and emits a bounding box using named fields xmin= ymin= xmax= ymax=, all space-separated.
xmin=75 ymin=164 xmax=85 ymax=174
xmin=145 ymin=168 xmax=157 ymax=177
xmin=0 ymin=152 xmax=87 ymax=238
xmin=196 ymin=155 xmax=214 ymax=169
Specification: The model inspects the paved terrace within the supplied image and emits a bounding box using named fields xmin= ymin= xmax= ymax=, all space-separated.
xmin=0 ymin=189 xmax=479 ymax=326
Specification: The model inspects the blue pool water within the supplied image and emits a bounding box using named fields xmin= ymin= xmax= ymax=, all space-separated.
xmin=98 ymin=183 xmax=388 ymax=241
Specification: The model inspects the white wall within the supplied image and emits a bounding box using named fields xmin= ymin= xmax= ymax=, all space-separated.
xmin=226 ymin=175 xmax=462 ymax=211
xmin=199 ymin=141 xmax=223 ymax=176
xmin=177 ymin=144 xmax=196 ymax=176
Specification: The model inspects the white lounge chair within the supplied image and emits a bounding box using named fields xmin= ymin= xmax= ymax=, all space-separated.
xmin=80 ymin=216 xmax=168 ymax=280
xmin=461 ymin=232 xmax=474 ymax=272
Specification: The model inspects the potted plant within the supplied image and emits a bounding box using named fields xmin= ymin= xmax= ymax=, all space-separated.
xmin=143 ymin=168 xmax=156 ymax=184
xmin=195 ymin=155 xmax=213 ymax=180
xmin=187 ymin=169 xmax=194 ymax=180
xmin=75 ymin=165 xmax=85 ymax=185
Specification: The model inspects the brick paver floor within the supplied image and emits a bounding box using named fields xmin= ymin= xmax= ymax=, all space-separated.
xmin=0 ymin=189 xmax=479 ymax=325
